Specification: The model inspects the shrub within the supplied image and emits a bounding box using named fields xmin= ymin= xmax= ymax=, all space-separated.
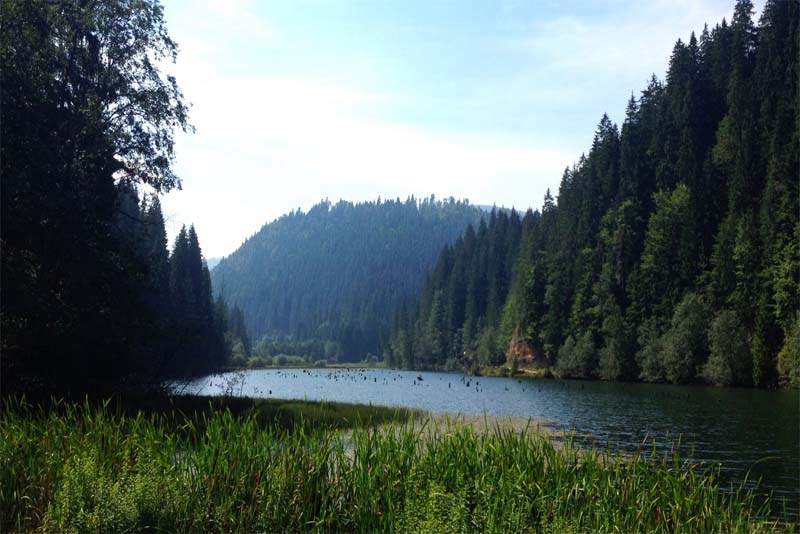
xmin=477 ymin=328 xmax=504 ymax=366
xmin=229 ymin=354 xmax=247 ymax=368
xmin=661 ymin=293 xmax=710 ymax=384
xmin=777 ymin=318 xmax=799 ymax=387
xmin=637 ymin=318 xmax=667 ymax=382
xmin=556 ymin=331 xmax=596 ymax=378
xmin=246 ymin=357 xmax=264 ymax=369
xmin=598 ymin=312 xmax=634 ymax=381
xmin=702 ymin=310 xmax=751 ymax=386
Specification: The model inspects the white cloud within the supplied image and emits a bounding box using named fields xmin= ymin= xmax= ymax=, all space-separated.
xmin=158 ymin=0 xmax=764 ymax=258
xmin=500 ymin=0 xmax=765 ymax=124
xmin=162 ymin=72 xmax=569 ymax=257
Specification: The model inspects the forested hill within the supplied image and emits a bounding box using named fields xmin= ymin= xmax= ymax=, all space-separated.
xmin=211 ymin=197 xmax=485 ymax=361
xmin=390 ymin=0 xmax=799 ymax=387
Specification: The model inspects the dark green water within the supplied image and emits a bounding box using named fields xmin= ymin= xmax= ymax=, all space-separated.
xmin=182 ymin=369 xmax=800 ymax=516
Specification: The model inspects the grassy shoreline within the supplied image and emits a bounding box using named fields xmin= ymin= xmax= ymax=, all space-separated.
xmin=1 ymin=396 xmax=793 ymax=532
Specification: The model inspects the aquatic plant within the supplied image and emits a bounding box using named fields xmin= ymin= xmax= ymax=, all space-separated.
xmin=0 ymin=398 xmax=790 ymax=533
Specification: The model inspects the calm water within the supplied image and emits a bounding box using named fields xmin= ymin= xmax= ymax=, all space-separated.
xmin=177 ymin=368 xmax=799 ymax=515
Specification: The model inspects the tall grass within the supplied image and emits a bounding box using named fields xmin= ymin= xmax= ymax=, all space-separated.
xmin=1 ymin=398 xmax=791 ymax=533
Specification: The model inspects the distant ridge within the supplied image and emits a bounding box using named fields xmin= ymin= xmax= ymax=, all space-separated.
xmin=211 ymin=196 xmax=484 ymax=361
xmin=476 ymin=204 xmax=518 ymax=214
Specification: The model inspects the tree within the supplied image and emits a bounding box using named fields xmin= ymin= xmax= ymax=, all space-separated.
xmin=1 ymin=0 xmax=190 ymax=392
xmin=702 ymin=310 xmax=752 ymax=386
xmin=660 ymin=293 xmax=711 ymax=384
xmin=228 ymin=305 xmax=252 ymax=358
xmin=636 ymin=185 xmax=696 ymax=319
xmin=386 ymin=3 xmax=798 ymax=390
xmin=777 ymin=318 xmax=800 ymax=387
xmin=213 ymin=198 xmax=484 ymax=362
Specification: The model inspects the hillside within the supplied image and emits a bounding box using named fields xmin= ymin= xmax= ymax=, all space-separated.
xmin=390 ymin=0 xmax=799 ymax=387
xmin=211 ymin=196 xmax=484 ymax=361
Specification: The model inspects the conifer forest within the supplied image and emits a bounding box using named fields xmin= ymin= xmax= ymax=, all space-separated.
xmin=388 ymin=1 xmax=799 ymax=387
xmin=2 ymin=0 xmax=799 ymax=531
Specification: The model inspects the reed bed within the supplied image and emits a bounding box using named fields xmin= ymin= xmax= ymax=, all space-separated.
xmin=0 ymin=398 xmax=791 ymax=533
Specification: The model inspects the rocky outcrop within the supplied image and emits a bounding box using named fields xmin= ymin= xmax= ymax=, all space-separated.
xmin=506 ymin=336 xmax=547 ymax=368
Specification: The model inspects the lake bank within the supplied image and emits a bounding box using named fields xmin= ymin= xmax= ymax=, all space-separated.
xmin=2 ymin=396 xmax=790 ymax=532
xmin=175 ymin=367 xmax=800 ymax=516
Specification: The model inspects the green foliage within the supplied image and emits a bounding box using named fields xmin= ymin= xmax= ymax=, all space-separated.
xmin=598 ymin=309 xmax=635 ymax=381
xmin=637 ymin=318 xmax=669 ymax=382
xmin=246 ymin=355 xmax=272 ymax=368
xmin=166 ymin=225 xmax=229 ymax=374
xmin=477 ymin=328 xmax=503 ymax=366
xmin=752 ymin=293 xmax=782 ymax=387
xmin=391 ymin=208 xmax=524 ymax=370
xmin=661 ymin=293 xmax=711 ymax=384
xmin=389 ymin=2 xmax=798 ymax=388
xmin=212 ymin=197 xmax=484 ymax=362
xmin=1 ymin=0 xmax=195 ymax=392
xmin=638 ymin=185 xmax=696 ymax=318
xmin=702 ymin=310 xmax=752 ymax=386
xmin=556 ymin=330 xmax=597 ymax=379
xmin=776 ymin=318 xmax=800 ymax=387
xmin=772 ymin=235 xmax=800 ymax=333
xmin=1 ymin=399 xmax=779 ymax=532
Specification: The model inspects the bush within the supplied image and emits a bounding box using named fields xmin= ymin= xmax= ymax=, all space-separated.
xmin=777 ymin=318 xmax=799 ymax=387
xmin=556 ymin=331 xmax=596 ymax=379
xmin=246 ymin=356 xmax=271 ymax=369
xmin=229 ymin=354 xmax=247 ymax=368
xmin=661 ymin=293 xmax=710 ymax=384
xmin=313 ymin=359 xmax=327 ymax=368
xmin=702 ymin=310 xmax=751 ymax=386
xmin=272 ymin=354 xmax=306 ymax=367
xmin=637 ymin=319 xmax=667 ymax=382
xmin=598 ymin=312 xmax=634 ymax=381
xmin=444 ymin=357 xmax=463 ymax=372
xmin=477 ymin=328 xmax=504 ymax=366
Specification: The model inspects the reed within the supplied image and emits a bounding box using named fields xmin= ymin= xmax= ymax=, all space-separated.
xmin=1 ymin=398 xmax=791 ymax=533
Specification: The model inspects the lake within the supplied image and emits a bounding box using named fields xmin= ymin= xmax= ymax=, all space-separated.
xmin=176 ymin=368 xmax=799 ymax=515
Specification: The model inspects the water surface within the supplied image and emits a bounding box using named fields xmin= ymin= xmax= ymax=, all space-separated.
xmin=177 ymin=368 xmax=799 ymax=515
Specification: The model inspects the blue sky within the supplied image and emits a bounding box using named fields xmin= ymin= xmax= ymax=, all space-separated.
xmin=159 ymin=0 xmax=764 ymax=258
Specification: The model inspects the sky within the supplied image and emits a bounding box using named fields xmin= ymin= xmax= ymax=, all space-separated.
xmin=158 ymin=0 xmax=764 ymax=259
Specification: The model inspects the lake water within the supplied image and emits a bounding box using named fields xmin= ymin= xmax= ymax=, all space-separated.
xmin=177 ymin=368 xmax=799 ymax=516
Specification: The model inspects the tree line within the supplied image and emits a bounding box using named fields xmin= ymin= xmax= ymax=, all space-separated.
xmin=1 ymin=0 xmax=241 ymax=393
xmin=389 ymin=0 xmax=799 ymax=387
xmin=211 ymin=197 xmax=485 ymax=362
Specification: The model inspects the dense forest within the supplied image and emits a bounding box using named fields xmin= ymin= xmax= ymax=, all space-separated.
xmin=212 ymin=198 xmax=484 ymax=362
xmin=0 ymin=0 xmax=244 ymax=393
xmin=390 ymin=0 xmax=799 ymax=387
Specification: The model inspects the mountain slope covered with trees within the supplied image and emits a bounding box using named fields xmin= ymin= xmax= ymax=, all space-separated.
xmin=211 ymin=197 xmax=484 ymax=361
xmin=390 ymin=0 xmax=799 ymax=387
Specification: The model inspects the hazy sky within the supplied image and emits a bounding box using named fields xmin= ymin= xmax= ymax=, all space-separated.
xmin=159 ymin=0 xmax=763 ymax=259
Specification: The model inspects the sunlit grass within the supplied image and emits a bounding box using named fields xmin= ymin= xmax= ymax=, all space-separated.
xmin=1 ymin=397 xmax=792 ymax=533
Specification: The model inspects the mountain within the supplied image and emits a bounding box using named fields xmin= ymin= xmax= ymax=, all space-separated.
xmin=390 ymin=0 xmax=799 ymax=387
xmin=211 ymin=196 xmax=485 ymax=361
xmin=206 ymin=257 xmax=222 ymax=270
